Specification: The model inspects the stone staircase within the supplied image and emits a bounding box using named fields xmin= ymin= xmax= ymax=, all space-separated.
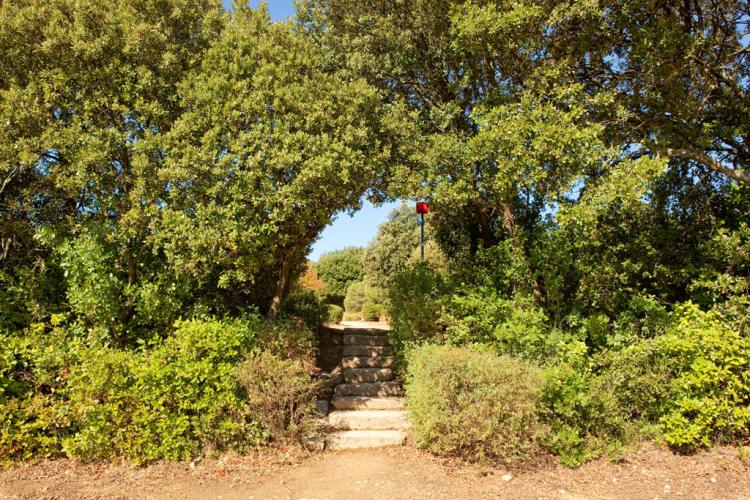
xmin=324 ymin=326 xmax=409 ymax=450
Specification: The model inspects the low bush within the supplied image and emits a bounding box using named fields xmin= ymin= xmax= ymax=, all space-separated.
xmin=441 ymin=289 xmax=562 ymax=361
xmin=406 ymin=344 xmax=548 ymax=464
xmin=542 ymin=302 xmax=750 ymax=463
xmin=236 ymin=351 xmax=318 ymax=443
xmin=344 ymin=281 xmax=367 ymax=314
xmin=326 ymin=304 xmax=344 ymax=324
xmin=657 ymin=303 xmax=750 ymax=453
xmin=282 ymin=288 xmax=327 ymax=328
xmin=361 ymin=302 xmax=382 ymax=321
xmin=0 ymin=315 xmax=318 ymax=464
xmin=62 ymin=317 xmax=267 ymax=462
xmin=344 ymin=281 xmax=386 ymax=321
xmin=255 ymin=317 xmax=317 ymax=364
xmin=342 ymin=311 xmax=361 ymax=321
xmin=541 ymin=355 xmax=638 ymax=467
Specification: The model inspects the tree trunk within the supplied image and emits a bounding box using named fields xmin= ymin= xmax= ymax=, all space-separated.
xmin=267 ymin=254 xmax=294 ymax=320
xmin=500 ymin=201 xmax=515 ymax=238
xmin=501 ymin=200 xmax=543 ymax=299
xmin=476 ymin=204 xmax=495 ymax=249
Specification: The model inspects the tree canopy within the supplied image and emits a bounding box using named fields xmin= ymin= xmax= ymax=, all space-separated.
xmin=316 ymin=247 xmax=365 ymax=303
xmin=1 ymin=0 xmax=749 ymax=466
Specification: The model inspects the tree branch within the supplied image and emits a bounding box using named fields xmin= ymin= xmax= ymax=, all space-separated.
xmin=0 ymin=166 xmax=19 ymax=197
xmin=643 ymin=141 xmax=750 ymax=183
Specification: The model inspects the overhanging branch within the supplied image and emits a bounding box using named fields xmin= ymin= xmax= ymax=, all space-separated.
xmin=642 ymin=142 xmax=750 ymax=183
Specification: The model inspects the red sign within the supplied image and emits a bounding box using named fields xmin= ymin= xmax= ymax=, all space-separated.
xmin=416 ymin=202 xmax=429 ymax=214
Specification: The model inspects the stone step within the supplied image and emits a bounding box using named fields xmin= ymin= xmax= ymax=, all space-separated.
xmin=335 ymin=382 xmax=402 ymax=398
xmin=332 ymin=396 xmax=405 ymax=411
xmin=343 ymin=335 xmax=389 ymax=347
xmin=326 ymin=430 xmax=407 ymax=450
xmin=339 ymin=328 xmax=390 ymax=336
xmin=342 ymin=356 xmax=395 ymax=369
xmin=343 ymin=346 xmax=393 ymax=357
xmin=344 ymin=368 xmax=394 ymax=383
xmin=328 ymin=410 xmax=410 ymax=431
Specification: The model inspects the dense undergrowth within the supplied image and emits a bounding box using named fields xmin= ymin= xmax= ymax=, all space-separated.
xmin=0 ymin=315 xmax=318 ymax=464
xmin=395 ymin=259 xmax=750 ymax=467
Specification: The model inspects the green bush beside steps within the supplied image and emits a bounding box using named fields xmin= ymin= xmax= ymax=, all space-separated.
xmin=0 ymin=315 xmax=318 ymax=464
xmin=402 ymin=303 xmax=750 ymax=467
xmin=406 ymin=344 xmax=547 ymax=464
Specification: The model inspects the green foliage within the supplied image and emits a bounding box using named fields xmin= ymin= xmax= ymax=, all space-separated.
xmin=361 ymin=302 xmax=383 ymax=322
xmin=542 ymin=303 xmax=750 ymax=464
xmin=406 ymin=344 xmax=548 ymax=464
xmin=441 ymin=289 xmax=560 ymax=361
xmin=343 ymin=281 xmax=367 ymax=314
xmin=55 ymin=230 xmax=137 ymax=341
xmin=236 ymin=351 xmax=317 ymax=444
xmin=325 ymin=304 xmax=344 ymax=324
xmin=343 ymin=280 xmax=386 ymax=317
xmin=317 ymin=248 xmax=365 ymax=303
xmin=2 ymin=0 xmax=750 ymax=467
xmin=0 ymin=315 xmax=317 ymax=464
xmin=1 ymin=0 xmax=405 ymax=333
xmin=363 ymin=205 xmax=421 ymax=288
xmin=657 ymin=303 xmax=750 ymax=453
xmin=252 ymin=318 xmax=317 ymax=364
xmin=386 ymin=263 xmax=448 ymax=355
xmin=541 ymin=340 xmax=667 ymax=467
xmin=282 ymin=288 xmax=327 ymax=328
xmin=61 ymin=317 xmax=266 ymax=462
xmin=342 ymin=311 xmax=361 ymax=321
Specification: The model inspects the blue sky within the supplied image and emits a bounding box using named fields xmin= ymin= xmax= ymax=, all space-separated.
xmin=222 ymin=1 xmax=402 ymax=261
xmin=224 ymin=1 xmax=295 ymax=19
xmin=310 ymin=201 xmax=403 ymax=261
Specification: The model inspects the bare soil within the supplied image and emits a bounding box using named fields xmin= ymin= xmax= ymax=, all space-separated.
xmin=2 ymin=442 xmax=748 ymax=499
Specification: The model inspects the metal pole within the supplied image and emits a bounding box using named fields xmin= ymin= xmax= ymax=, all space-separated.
xmin=420 ymin=212 xmax=425 ymax=261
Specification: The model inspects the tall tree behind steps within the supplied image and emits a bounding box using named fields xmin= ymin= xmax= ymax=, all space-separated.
xmin=317 ymin=247 xmax=365 ymax=305
xmin=0 ymin=0 xmax=226 ymax=334
xmin=162 ymin=5 xmax=411 ymax=319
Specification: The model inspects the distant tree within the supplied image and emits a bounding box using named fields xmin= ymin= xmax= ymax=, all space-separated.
xmin=298 ymin=262 xmax=323 ymax=291
xmin=317 ymin=247 xmax=365 ymax=303
xmin=364 ymin=206 xmax=419 ymax=288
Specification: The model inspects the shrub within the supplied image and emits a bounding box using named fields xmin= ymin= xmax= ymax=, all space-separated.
xmin=387 ymin=263 xmax=448 ymax=351
xmin=236 ymin=351 xmax=317 ymax=443
xmin=317 ymin=247 xmax=365 ymax=303
xmin=406 ymin=344 xmax=548 ymax=464
xmin=344 ymin=281 xmax=367 ymax=314
xmin=657 ymin=303 xmax=750 ymax=453
xmin=361 ymin=302 xmax=382 ymax=321
xmin=441 ymin=289 xmax=561 ymax=361
xmin=541 ymin=336 xmax=671 ymax=467
xmin=342 ymin=311 xmax=361 ymax=321
xmin=542 ymin=302 xmax=750 ymax=463
xmin=255 ymin=317 xmax=317 ymax=363
xmin=325 ymin=304 xmax=344 ymax=324
xmin=0 ymin=321 xmax=79 ymax=463
xmin=282 ymin=288 xmax=327 ymax=328
xmin=62 ymin=317 xmax=267 ymax=462
xmin=1 ymin=315 xmax=318 ymax=463
xmin=594 ymin=339 xmax=671 ymax=424
xmin=542 ymin=358 xmax=633 ymax=467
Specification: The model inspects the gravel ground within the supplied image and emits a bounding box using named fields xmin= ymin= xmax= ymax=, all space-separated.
xmin=1 ymin=442 xmax=749 ymax=499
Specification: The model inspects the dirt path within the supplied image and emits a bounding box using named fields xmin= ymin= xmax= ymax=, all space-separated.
xmin=2 ymin=443 xmax=749 ymax=499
